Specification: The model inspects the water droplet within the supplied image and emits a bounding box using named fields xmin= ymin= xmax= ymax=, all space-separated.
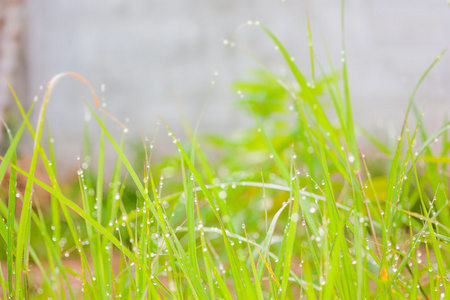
xmin=348 ymin=155 xmax=355 ymax=163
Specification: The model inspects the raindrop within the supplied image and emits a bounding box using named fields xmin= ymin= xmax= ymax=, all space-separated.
xmin=348 ymin=155 xmax=355 ymax=163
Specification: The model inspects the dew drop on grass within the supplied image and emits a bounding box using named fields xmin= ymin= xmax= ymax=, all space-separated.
xmin=348 ymin=155 xmax=355 ymax=163
xmin=269 ymin=154 xmax=273 ymax=159
xmin=309 ymin=207 xmax=316 ymax=213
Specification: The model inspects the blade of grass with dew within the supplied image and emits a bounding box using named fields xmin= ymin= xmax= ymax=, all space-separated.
xmin=279 ymin=159 xmax=303 ymax=299
xmin=405 ymin=127 xmax=448 ymax=289
xmin=137 ymin=139 xmax=151 ymax=296
xmin=6 ymin=76 xmax=91 ymax=295
xmin=182 ymin=120 xmax=236 ymax=233
xmin=0 ymin=196 xmax=58 ymax=299
xmin=47 ymin=125 xmax=61 ymax=254
xmin=320 ymin=43 xmax=346 ymax=133
xmin=78 ymin=167 xmax=107 ymax=299
xmin=3 ymin=123 xmax=17 ymax=296
xmin=33 ymin=202 xmax=75 ymax=299
xmin=86 ymin=105 xmax=209 ymax=298
xmin=316 ymin=131 xmax=357 ymax=300
xmin=377 ymin=124 xmax=405 ymax=292
xmin=411 ymin=104 xmax=450 ymax=230
xmin=194 ymin=196 xmax=217 ymax=300
xmin=0 ymin=262 xmax=7 ymax=298
xmin=163 ymin=122 xmax=253 ymax=299
xmin=261 ymin=26 xmax=341 ymax=152
xmin=6 ymin=72 xmax=100 ymax=297
xmin=340 ymin=0 xmax=360 ymax=172
xmin=375 ymin=49 xmax=449 ymax=294
xmin=46 ymin=125 xmax=68 ymax=297
xmin=147 ymin=167 xmax=184 ymax=299
xmin=3 ymin=160 xmax=141 ymax=265
xmin=102 ymin=135 xmax=126 ymax=294
xmin=80 ymin=110 xmax=106 ymax=296
xmin=104 ymin=141 xmax=124 ymax=224
xmin=87 ymin=112 xmax=109 ymax=298
xmin=180 ymin=153 xmax=199 ymax=276
xmin=0 ymin=100 xmax=36 ymax=189
xmin=244 ymin=229 xmax=264 ymax=300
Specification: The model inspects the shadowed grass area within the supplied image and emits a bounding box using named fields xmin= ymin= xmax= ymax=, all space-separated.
xmin=1 ymin=10 xmax=450 ymax=300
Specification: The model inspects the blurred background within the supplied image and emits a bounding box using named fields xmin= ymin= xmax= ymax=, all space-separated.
xmin=1 ymin=0 xmax=450 ymax=176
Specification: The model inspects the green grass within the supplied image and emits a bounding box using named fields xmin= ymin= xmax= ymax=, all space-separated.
xmin=1 ymin=11 xmax=450 ymax=300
